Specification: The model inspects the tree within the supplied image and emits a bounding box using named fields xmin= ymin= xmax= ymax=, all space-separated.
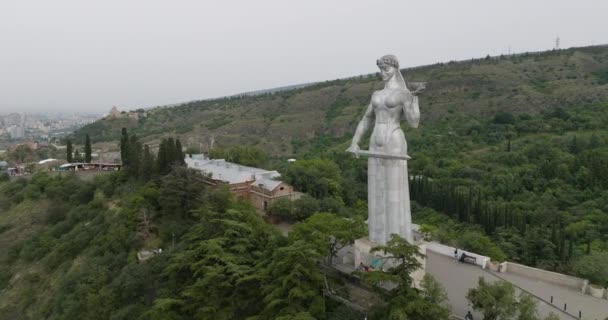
xmin=259 ymin=240 xmax=325 ymax=319
xmin=209 ymin=146 xmax=267 ymax=167
xmin=466 ymin=277 xmax=516 ymax=320
xmin=159 ymin=206 xmax=274 ymax=319
xmin=420 ymin=273 xmax=449 ymax=306
xmin=572 ymin=251 xmax=608 ymax=287
xmin=140 ymin=145 xmax=156 ymax=181
xmin=292 ymin=196 xmax=321 ymax=221
xmin=543 ymin=314 xmax=560 ymax=320
xmin=284 ymin=158 xmax=343 ymax=201
xmin=361 ymin=235 xmax=450 ymax=320
xmin=568 ymin=135 xmax=581 ymax=154
xmin=167 ymin=137 xmax=176 ymax=165
xmin=175 ymin=139 xmax=185 ymax=165
xmin=158 ymin=167 xmax=206 ymax=219
xmin=588 ymin=133 xmax=601 ymax=149
xmin=493 ymin=112 xmax=515 ymax=125
xmin=73 ymin=148 xmax=83 ymax=162
xmin=157 ymin=139 xmax=169 ymax=175
xmin=7 ymin=145 xmax=37 ymax=163
xmin=326 ymin=305 xmax=363 ymax=320
xmin=128 ymin=134 xmax=142 ymax=178
xmin=517 ymin=293 xmax=539 ymax=320
xmin=66 ymin=139 xmax=73 ymax=163
xmin=363 ymin=234 xmax=423 ymax=290
xmin=417 ymin=274 xmax=451 ymax=320
xmin=458 ymin=230 xmax=507 ymax=262
xmin=290 ymin=212 xmax=366 ymax=265
xmin=267 ymin=198 xmax=292 ymax=219
xmin=120 ymin=128 xmax=129 ymax=166
xmin=84 ymin=134 xmax=92 ymax=163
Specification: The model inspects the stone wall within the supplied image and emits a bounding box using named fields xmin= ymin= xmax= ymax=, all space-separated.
xmin=501 ymin=262 xmax=587 ymax=292
xmin=425 ymin=242 xmax=490 ymax=269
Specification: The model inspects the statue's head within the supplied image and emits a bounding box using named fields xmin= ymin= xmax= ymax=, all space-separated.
xmin=377 ymin=55 xmax=399 ymax=81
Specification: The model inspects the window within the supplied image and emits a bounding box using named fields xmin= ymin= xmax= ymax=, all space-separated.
xmin=280 ymin=187 xmax=284 ymax=190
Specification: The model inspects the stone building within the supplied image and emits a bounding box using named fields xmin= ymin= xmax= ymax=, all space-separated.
xmin=185 ymin=154 xmax=299 ymax=214
xmin=109 ymin=106 xmax=121 ymax=118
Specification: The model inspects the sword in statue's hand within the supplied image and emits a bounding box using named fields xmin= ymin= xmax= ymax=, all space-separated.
xmin=346 ymin=145 xmax=411 ymax=160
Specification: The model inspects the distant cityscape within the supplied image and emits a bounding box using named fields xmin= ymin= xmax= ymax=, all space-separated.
xmin=0 ymin=111 xmax=103 ymax=142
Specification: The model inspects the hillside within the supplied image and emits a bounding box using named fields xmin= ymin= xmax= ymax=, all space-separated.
xmin=3 ymin=46 xmax=608 ymax=320
xmin=76 ymin=45 xmax=608 ymax=155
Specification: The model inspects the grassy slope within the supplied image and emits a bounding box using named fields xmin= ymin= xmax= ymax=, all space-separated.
xmin=75 ymin=46 xmax=608 ymax=156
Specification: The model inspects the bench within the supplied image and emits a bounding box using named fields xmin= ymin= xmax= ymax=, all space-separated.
xmin=459 ymin=253 xmax=477 ymax=265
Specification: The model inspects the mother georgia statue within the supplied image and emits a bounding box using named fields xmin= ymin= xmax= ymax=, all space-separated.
xmin=346 ymin=54 xmax=423 ymax=245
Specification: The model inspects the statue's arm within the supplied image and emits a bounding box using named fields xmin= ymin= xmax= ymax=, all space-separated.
xmin=347 ymin=103 xmax=373 ymax=151
xmin=403 ymin=94 xmax=420 ymax=128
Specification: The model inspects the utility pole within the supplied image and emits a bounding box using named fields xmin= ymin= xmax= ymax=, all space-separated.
xmin=555 ymin=36 xmax=560 ymax=50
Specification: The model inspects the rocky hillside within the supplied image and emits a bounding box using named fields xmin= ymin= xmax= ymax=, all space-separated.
xmin=75 ymin=45 xmax=608 ymax=156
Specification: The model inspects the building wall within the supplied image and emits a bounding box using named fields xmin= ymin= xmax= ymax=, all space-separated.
xmin=249 ymin=190 xmax=268 ymax=213
xmin=188 ymin=160 xmax=298 ymax=215
xmin=250 ymin=185 xmax=273 ymax=214
xmin=249 ymin=182 xmax=296 ymax=214
xmin=271 ymin=183 xmax=294 ymax=199
xmin=229 ymin=181 xmax=253 ymax=200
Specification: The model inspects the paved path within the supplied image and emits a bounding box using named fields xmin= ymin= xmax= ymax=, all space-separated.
xmin=426 ymin=251 xmax=608 ymax=320
xmin=495 ymin=268 xmax=608 ymax=320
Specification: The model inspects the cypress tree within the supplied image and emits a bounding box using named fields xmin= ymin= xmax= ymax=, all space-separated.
xmin=84 ymin=134 xmax=92 ymax=163
xmin=157 ymin=139 xmax=168 ymax=175
xmin=73 ymin=148 xmax=82 ymax=162
xmin=66 ymin=139 xmax=73 ymax=163
xmin=167 ymin=137 xmax=176 ymax=164
xmin=568 ymin=135 xmax=580 ymax=154
xmin=475 ymin=189 xmax=482 ymax=224
xmin=141 ymin=144 xmax=155 ymax=181
xmin=129 ymin=134 xmax=142 ymax=178
xmin=120 ymin=128 xmax=130 ymax=166
xmin=588 ymin=133 xmax=600 ymax=149
xmin=559 ymin=225 xmax=566 ymax=262
xmin=175 ymin=139 xmax=185 ymax=165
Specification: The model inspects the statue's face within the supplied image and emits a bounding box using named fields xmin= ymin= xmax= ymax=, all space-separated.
xmin=379 ymin=65 xmax=395 ymax=81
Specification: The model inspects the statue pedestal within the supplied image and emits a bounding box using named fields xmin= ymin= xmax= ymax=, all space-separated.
xmin=353 ymin=237 xmax=426 ymax=289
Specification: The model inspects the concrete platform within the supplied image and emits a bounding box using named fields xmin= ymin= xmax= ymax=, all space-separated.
xmin=426 ymin=251 xmax=608 ymax=320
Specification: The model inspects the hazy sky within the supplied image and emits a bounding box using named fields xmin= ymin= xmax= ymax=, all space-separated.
xmin=1 ymin=0 xmax=607 ymax=113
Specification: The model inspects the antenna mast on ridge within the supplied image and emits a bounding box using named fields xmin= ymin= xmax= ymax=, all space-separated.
xmin=554 ymin=36 xmax=560 ymax=50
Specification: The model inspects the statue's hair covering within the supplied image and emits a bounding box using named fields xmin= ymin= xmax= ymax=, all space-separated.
xmin=377 ymin=54 xmax=400 ymax=69
xmin=377 ymin=54 xmax=408 ymax=91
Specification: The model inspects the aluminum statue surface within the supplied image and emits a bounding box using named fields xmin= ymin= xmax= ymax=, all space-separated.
xmin=347 ymin=54 xmax=424 ymax=244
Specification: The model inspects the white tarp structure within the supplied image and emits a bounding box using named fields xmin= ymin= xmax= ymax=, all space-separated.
xmin=38 ymin=158 xmax=58 ymax=165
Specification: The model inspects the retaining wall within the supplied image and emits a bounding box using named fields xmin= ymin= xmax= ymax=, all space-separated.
xmin=425 ymin=242 xmax=490 ymax=269
xmin=587 ymin=285 xmax=605 ymax=298
xmin=502 ymin=262 xmax=587 ymax=292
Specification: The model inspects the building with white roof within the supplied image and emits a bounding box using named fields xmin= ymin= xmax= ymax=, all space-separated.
xmin=186 ymin=154 xmax=299 ymax=214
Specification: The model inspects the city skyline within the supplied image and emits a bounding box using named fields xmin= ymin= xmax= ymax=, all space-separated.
xmin=0 ymin=111 xmax=100 ymax=141
xmin=1 ymin=0 xmax=608 ymax=113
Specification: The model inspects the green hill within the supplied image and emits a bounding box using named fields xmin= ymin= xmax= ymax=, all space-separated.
xmin=76 ymin=45 xmax=608 ymax=156
xmin=2 ymin=45 xmax=608 ymax=320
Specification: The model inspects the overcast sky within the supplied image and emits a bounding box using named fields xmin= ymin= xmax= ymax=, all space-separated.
xmin=1 ymin=0 xmax=607 ymax=113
